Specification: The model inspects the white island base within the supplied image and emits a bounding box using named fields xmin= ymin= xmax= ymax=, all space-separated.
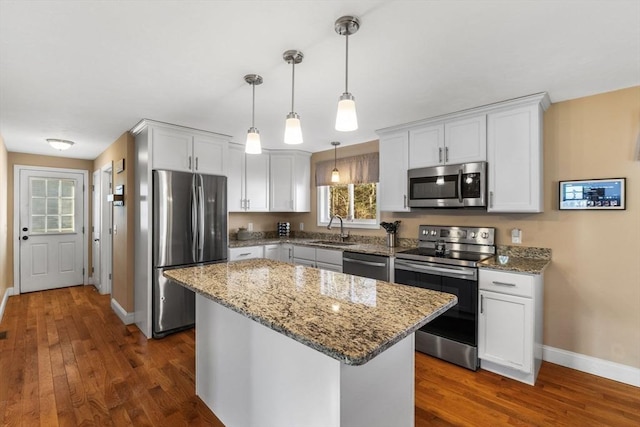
xmin=196 ymin=294 xmax=415 ymax=427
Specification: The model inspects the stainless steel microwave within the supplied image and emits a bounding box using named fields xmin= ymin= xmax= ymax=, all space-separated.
xmin=407 ymin=161 xmax=487 ymax=208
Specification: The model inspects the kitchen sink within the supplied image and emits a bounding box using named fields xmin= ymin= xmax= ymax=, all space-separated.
xmin=310 ymin=240 xmax=356 ymax=246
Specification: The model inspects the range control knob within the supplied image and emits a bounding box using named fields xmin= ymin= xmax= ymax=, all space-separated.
xmin=470 ymin=232 xmax=477 ymax=238
xmin=431 ymin=230 xmax=437 ymax=236
xmin=481 ymin=232 xmax=489 ymax=239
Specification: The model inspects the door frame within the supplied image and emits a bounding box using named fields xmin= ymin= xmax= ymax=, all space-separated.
xmin=98 ymin=163 xmax=113 ymax=295
xmin=13 ymin=165 xmax=89 ymax=295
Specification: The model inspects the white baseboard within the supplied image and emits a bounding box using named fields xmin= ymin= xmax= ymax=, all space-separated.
xmin=543 ymin=345 xmax=640 ymax=388
xmin=0 ymin=287 xmax=15 ymax=325
xmin=110 ymin=298 xmax=135 ymax=325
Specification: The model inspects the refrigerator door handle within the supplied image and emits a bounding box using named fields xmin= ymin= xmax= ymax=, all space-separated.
xmin=197 ymin=175 xmax=205 ymax=262
xmin=191 ymin=175 xmax=198 ymax=262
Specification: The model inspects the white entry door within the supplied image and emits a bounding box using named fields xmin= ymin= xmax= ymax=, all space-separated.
xmin=92 ymin=169 xmax=101 ymax=291
xmin=19 ymin=169 xmax=85 ymax=293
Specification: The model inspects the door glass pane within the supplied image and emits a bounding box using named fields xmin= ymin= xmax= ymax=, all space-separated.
xmin=30 ymin=177 xmax=76 ymax=234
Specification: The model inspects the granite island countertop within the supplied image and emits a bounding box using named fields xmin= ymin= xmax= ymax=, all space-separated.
xmin=164 ymin=259 xmax=457 ymax=365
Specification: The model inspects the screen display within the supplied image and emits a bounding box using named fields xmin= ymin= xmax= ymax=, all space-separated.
xmin=559 ymin=178 xmax=625 ymax=210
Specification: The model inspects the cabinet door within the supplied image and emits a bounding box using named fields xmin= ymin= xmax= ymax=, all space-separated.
xmin=316 ymin=261 xmax=342 ymax=273
xmin=263 ymin=244 xmax=281 ymax=260
xmin=151 ymin=127 xmax=193 ymax=172
xmin=227 ymin=145 xmax=245 ymax=212
xmin=245 ymin=152 xmax=269 ymax=211
xmin=293 ymin=258 xmax=315 ymax=267
xmin=444 ymin=115 xmax=487 ymax=164
xmin=229 ymin=246 xmax=264 ymax=261
xmin=270 ymin=153 xmax=294 ymax=212
xmin=280 ymin=244 xmax=293 ymax=263
xmin=487 ymin=105 xmax=543 ymax=212
xmin=409 ymin=124 xmax=445 ymax=168
xmin=479 ymin=290 xmax=533 ymax=373
xmin=379 ymin=132 xmax=410 ymax=212
xmin=193 ymin=134 xmax=229 ymax=176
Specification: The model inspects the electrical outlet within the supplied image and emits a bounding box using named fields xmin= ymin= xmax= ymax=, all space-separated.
xmin=247 ymin=223 xmax=253 ymax=231
xmin=299 ymin=222 xmax=304 ymax=231
xmin=511 ymin=228 xmax=522 ymax=244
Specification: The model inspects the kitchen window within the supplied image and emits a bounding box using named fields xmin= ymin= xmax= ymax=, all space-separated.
xmin=317 ymin=183 xmax=379 ymax=229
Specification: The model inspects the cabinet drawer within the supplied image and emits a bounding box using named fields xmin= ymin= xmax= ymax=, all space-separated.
xmin=293 ymin=245 xmax=315 ymax=261
xmin=479 ymin=269 xmax=533 ymax=298
xmin=315 ymin=248 xmax=342 ymax=265
xmin=229 ymin=246 xmax=264 ymax=261
xmin=316 ymin=261 xmax=342 ymax=273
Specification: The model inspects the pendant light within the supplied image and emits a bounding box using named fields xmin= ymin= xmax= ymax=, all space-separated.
xmin=283 ymin=50 xmax=304 ymax=145
xmin=244 ymin=74 xmax=263 ymax=154
xmin=46 ymin=138 xmax=75 ymax=151
xmin=331 ymin=141 xmax=340 ymax=183
xmin=334 ymin=16 xmax=360 ymax=132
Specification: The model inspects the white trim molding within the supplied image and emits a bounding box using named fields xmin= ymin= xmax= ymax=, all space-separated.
xmin=0 ymin=286 xmax=15 ymax=324
xmin=543 ymin=345 xmax=640 ymax=388
xmin=111 ymin=298 xmax=135 ymax=325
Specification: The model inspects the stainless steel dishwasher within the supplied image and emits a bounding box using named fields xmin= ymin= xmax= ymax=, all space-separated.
xmin=342 ymin=251 xmax=390 ymax=281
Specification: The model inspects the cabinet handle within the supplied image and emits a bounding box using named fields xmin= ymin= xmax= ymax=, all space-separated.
xmin=247 ymin=199 xmax=251 ymax=210
xmin=239 ymin=253 xmax=251 ymax=257
xmin=188 ymin=156 xmax=192 ymax=170
xmin=489 ymin=191 xmax=494 ymax=208
xmin=403 ymin=195 xmax=407 ymax=208
xmin=480 ymin=294 xmax=484 ymax=314
xmin=439 ymin=147 xmax=443 ymax=163
xmin=445 ymin=147 xmax=449 ymax=163
xmin=492 ymin=281 xmax=516 ymax=287
xmin=195 ymin=157 xmax=199 ymax=170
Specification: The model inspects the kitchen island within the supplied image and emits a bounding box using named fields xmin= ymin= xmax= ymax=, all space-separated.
xmin=164 ymin=259 xmax=457 ymax=427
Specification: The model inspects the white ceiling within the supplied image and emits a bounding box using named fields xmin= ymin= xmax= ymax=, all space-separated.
xmin=1 ymin=0 xmax=638 ymax=160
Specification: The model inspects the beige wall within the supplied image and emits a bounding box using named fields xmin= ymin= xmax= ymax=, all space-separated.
xmin=6 ymin=152 xmax=94 ymax=289
xmin=235 ymin=87 xmax=640 ymax=369
xmin=0 ymin=136 xmax=9 ymax=300
xmin=93 ymin=132 xmax=136 ymax=312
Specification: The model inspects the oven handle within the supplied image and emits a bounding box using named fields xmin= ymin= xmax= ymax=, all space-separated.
xmin=343 ymin=258 xmax=387 ymax=268
xmin=395 ymin=260 xmax=476 ymax=277
xmin=458 ymin=168 xmax=463 ymax=203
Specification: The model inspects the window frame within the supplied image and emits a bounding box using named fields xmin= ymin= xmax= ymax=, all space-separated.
xmin=316 ymin=183 xmax=380 ymax=230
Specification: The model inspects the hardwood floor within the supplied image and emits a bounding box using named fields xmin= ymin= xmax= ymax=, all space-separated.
xmin=1 ymin=286 xmax=639 ymax=426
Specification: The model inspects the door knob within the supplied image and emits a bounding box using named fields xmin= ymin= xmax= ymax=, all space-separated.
xmin=22 ymin=227 xmax=28 ymax=232
xmin=22 ymin=236 xmax=29 ymax=240
xmin=94 ymin=238 xmax=100 ymax=242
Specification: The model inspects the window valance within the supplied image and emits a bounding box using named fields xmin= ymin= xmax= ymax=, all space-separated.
xmin=315 ymin=152 xmax=379 ymax=186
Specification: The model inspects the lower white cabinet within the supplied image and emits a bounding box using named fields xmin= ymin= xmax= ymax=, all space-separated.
xmin=229 ymin=246 xmax=264 ymax=261
xmin=280 ymin=243 xmax=293 ymax=263
xmin=263 ymin=244 xmax=281 ymax=261
xmin=292 ymin=245 xmax=342 ymax=272
xmin=478 ymin=269 xmax=544 ymax=385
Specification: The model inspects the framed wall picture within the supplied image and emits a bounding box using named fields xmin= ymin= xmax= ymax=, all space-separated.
xmin=559 ymin=178 xmax=626 ymax=210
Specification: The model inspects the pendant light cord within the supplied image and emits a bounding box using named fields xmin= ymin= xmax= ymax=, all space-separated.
xmin=344 ymin=34 xmax=349 ymax=93
xmin=251 ymin=82 xmax=256 ymax=128
xmin=291 ymin=60 xmax=296 ymax=113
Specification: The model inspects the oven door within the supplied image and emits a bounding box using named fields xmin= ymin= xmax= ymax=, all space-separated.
xmin=394 ymin=259 xmax=478 ymax=346
xmin=408 ymin=161 xmax=486 ymax=208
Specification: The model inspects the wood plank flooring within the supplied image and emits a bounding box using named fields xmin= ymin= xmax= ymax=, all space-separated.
xmin=1 ymin=286 xmax=639 ymax=426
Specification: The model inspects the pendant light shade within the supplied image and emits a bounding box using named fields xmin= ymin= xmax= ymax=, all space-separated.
xmin=244 ymin=74 xmax=263 ymax=154
xmin=335 ymin=16 xmax=360 ymax=132
xmin=331 ymin=141 xmax=340 ymax=183
xmin=283 ymin=50 xmax=304 ymax=145
xmin=46 ymin=138 xmax=75 ymax=151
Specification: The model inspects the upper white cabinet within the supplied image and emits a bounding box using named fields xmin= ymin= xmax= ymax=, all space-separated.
xmin=228 ymin=144 xmax=269 ymax=212
xmin=408 ymin=115 xmax=486 ymax=169
xmin=379 ymin=132 xmax=410 ymax=212
xmin=487 ymin=95 xmax=549 ymax=213
xmin=150 ymin=123 xmax=229 ymax=175
xmin=269 ymin=151 xmax=311 ymax=212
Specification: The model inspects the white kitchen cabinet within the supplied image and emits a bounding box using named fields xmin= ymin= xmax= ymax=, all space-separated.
xmin=487 ymin=94 xmax=549 ymax=213
xmin=291 ymin=245 xmax=342 ymax=272
xmin=263 ymin=244 xmax=281 ymax=261
xmin=269 ymin=151 xmax=311 ymax=212
xmin=478 ymin=268 xmax=544 ymax=385
xmin=379 ymin=132 xmax=410 ymax=212
xmin=280 ymin=243 xmax=293 ymax=263
xmin=151 ymin=124 xmax=228 ymax=175
xmin=408 ymin=124 xmax=444 ymax=169
xmin=444 ymin=115 xmax=487 ymax=164
xmin=229 ymin=246 xmax=264 ymax=261
xmin=228 ymin=144 xmax=270 ymax=212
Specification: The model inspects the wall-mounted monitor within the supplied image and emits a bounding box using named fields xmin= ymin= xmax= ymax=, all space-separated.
xmin=559 ymin=178 xmax=626 ymax=210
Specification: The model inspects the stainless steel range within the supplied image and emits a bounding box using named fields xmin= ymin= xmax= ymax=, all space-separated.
xmin=394 ymin=225 xmax=495 ymax=370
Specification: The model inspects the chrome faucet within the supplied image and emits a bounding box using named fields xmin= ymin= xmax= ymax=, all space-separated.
xmin=327 ymin=215 xmax=349 ymax=241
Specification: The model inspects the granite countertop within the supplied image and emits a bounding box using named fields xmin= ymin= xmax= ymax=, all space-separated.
xmin=164 ymin=259 xmax=457 ymax=366
xmin=478 ymin=246 xmax=552 ymax=275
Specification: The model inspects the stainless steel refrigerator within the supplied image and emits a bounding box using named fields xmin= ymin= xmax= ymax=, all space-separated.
xmin=152 ymin=170 xmax=227 ymax=338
